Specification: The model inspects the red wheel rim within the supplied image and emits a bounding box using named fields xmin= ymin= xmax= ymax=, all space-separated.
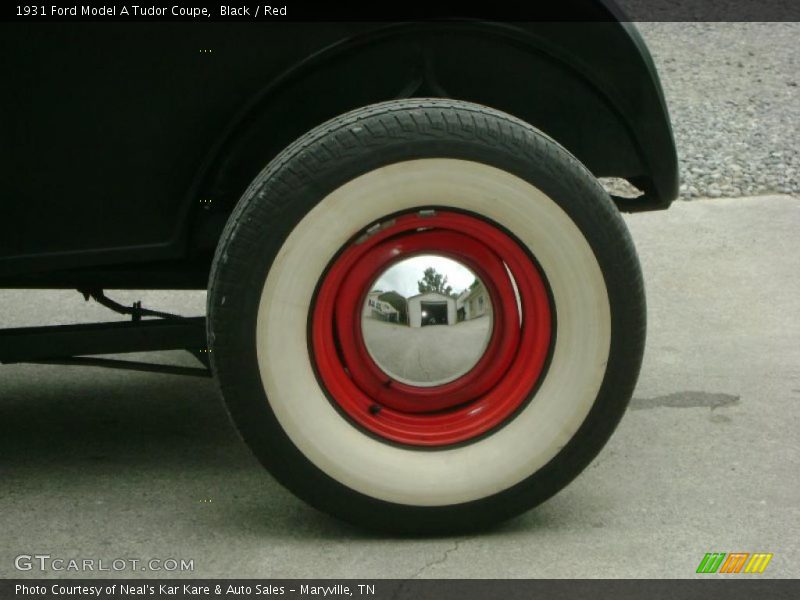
xmin=311 ymin=210 xmax=552 ymax=447
xmin=336 ymin=230 xmax=519 ymax=412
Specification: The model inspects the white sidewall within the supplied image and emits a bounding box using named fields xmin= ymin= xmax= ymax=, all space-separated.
xmin=256 ymin=159 xmax=611 ymax=506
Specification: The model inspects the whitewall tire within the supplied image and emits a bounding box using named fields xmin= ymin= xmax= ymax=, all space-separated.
xmin=208 ymin=100 xmax=645 ymax=533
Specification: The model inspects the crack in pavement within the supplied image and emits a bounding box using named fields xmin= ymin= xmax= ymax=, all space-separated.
xmin=409 ymin=540 xmax=462 ymax=580
xmin=389 ymin=542 xmax=464 ymax=600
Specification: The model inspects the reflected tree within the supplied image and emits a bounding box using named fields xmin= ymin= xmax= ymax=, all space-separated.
xmin=417 ymin=267 xmax=454 ymax=296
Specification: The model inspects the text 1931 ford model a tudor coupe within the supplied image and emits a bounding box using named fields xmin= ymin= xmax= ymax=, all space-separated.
xmin=0 ymin=4 xmax=678 ymax=532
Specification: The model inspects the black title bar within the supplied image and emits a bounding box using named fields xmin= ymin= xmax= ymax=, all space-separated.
xmin=5 ymin=1 xmax=800 ymax=22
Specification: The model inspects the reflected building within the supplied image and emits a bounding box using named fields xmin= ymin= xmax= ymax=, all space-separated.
xmin=362 ymin=290 xmax=400 ymax=323
xmin=407 ymin=292 xmax=457 ymax=328
xmin=457 ymin=280 xmax=491 ymax=322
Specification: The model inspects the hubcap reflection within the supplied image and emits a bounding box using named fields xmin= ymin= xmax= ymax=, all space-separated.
xmin=362 ymin=256 xmax=494 ymax=387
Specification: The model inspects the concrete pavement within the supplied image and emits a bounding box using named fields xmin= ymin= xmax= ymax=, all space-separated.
xmin=361 ymin=317 xmax=491 ymax=385
xmin=0 ymin=195 xmax=798 ymax=578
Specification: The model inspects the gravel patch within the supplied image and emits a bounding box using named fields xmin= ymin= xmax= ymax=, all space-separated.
xmin=603 ymin=23 xmax=799 ymax=200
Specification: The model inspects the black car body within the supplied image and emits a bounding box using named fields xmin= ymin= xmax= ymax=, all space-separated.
xmin=1 ymin=17 xmax=677 ymax=289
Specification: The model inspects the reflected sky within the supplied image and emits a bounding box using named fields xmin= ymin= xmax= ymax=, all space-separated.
xmin=371 ymin=255 xmax=475 ymax=298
